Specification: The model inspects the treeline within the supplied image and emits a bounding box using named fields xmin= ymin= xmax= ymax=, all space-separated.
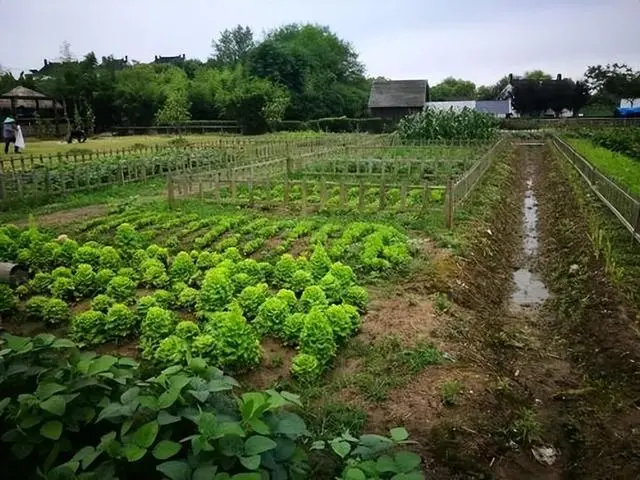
xmin=0 ymin=24 xmax=371 ymax=134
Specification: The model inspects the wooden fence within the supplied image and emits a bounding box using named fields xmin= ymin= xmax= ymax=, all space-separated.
xmin=552 ymin=136 xmax=640 ymax=243
xmin=168 ymin=173 xmax=443 ymax=213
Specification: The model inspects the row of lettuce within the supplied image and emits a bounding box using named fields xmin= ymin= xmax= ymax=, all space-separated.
xmin=0 ymin=222 xmax=412 ymax=383
xmin=0 ymin=334 xmax=425 ymax=479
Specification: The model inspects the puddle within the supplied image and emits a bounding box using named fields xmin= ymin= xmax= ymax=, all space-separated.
xmin=511 ymin=171 xmax=549 ymax=306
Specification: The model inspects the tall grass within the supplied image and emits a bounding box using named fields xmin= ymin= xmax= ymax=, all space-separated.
xmin=396 ymin=107 xmax=499 ymax=142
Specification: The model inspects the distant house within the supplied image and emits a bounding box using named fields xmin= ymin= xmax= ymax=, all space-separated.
xmin=498 ymin=73 xmax=573 ymax=118
xmin=368 ymin=79 xmax=429 ymax=122
xmin=424 ymin=100 xmax=511 ymax=118
xmin=29 ymin=59 xmax=62 ymax=78
xmin=153 ymin=54 xmax=186 ymax=65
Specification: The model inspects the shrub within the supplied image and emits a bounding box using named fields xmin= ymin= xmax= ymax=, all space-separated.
xmin=140 ymin=306 xmax=178 ymax=358
xmin=91 ymin=294 xmax=115 ymax=313
xmin=291 ymin=269 xmax=313 ymax=294
xmin=254 ymin=297 xmax=289 ymax=336
xmin=310 ymin=244 xmax=332 ymax=280
xmin=282 ymin=312 xmax=306 ymax=346
xmin=99 ymin=246 xmax=121 ymax=271
xmin=177 ymin=287 xmax=199 ymax=309
xmin=70 ymin=310 xmax=106 ymax=346
xmin=95 ymin=268 xmax=116 ymax=291
xmin=50 ymin=277 xmax=75 ymax=300
xmin=319 ymin=273 xmax=341 ymax=304
xmin=291 ymin=353 xmax=322 ymax=383
xmin=343 ymin=286 xmax=369 ymax=311
xmin=73 ymin=263 xmax=96 ymax=298
xmin=299 ymin=309 xmax=336 ymax=365
xmin=105 ymin=303 xmax=136 ymax=339
xmin=141 ymin=258 xmax=170 ymax=288
xmin=325 ymin=304 xmax=356 ymax=344
xmin=175 ymin=320 xmax=200 ymax=341
xmin=115 ymin=223 xmax=142 ymax=253
xmin=42 ymin=298 xmax=71 ymax=326
xmin=106 ymin=275 xmax=136 ymax=303
xmin=73 ymin=245 xmax=101 ymax=268
xmin=237 ymin=283 xmax=268 ymax=320
xmin=0 ymin=284 xmax=16 ymax=313
xmin=300 ymin=286 xmax=328 ymax=313
xmin=197 ymin=268 xmax=233 ymax=313
xmin=169 ymin=251 xmax=197 ymax=284
xmin=155 ymin=335 xmax=189 ymax=366
xmin=30 ymin=272 xmax=53 ymax=294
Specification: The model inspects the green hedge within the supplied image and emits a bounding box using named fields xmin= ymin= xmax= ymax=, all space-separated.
xmin=270 ymin=117 xmax=390 ymax=134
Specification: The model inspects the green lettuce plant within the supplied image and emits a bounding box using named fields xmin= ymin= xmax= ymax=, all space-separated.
xmin=237 ymin=283 xmax=268 ymax=320
xmin=91 ymin=294 xmax=115 ymax=313
xmin=106 ymin=276 xmax=137 ymax=303
xmin=70 ymin=310 xmax=107 ymax=346
xmin=169 ymin=251 xmax=197 ymax=284
xmin=99 ymin=246 xmax=122 ymax=271
xmin=300 ymin=286 xmax=328 ymax=313
xmin=254 ymin=297 xmax=289 ymax=336
xmin=291 ymin=353 xmax=322 ymax=383
xmin=73 ymin=263 xmax=96 ymax=298
xmin=105 ymin=303 xmax=137 ymax=339
xmin=299 ymin=308 xmax=336 ymax=365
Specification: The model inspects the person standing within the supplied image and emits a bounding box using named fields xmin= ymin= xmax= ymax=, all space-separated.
xmin=3 ymin=117 xmax=18 ymax=154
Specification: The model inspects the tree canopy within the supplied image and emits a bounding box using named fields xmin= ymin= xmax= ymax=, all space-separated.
xmin=429 ymin=77 xmax=476 ymax=101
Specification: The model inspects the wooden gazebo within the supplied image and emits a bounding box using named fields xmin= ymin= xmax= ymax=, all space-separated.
xmin=0 ymin=86 xmax=65 ymax=135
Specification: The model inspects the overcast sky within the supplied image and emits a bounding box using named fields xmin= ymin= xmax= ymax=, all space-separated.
xmin=1 ymin=0 xmax=639 ymax=85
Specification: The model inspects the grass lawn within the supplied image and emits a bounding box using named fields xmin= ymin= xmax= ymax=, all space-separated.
xmin=566 ymin=137 xmax=640 ymax=196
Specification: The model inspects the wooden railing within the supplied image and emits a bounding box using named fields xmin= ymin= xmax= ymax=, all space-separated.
xmin=552 ymin=136 xmax=640 ymax=243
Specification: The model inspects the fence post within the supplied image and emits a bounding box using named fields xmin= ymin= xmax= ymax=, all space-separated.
xmin=444 ymin=177 xmax=455 ymax=229
xmin=167 ymin=173 xmax=175 ymax=208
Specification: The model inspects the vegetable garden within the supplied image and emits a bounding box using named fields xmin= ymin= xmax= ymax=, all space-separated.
xmin=0 ymin=128 xmax=507 ymax=479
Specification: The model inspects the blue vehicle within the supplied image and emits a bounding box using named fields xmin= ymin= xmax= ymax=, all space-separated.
xmin=614 ymin=107 xmax=640 ymax=118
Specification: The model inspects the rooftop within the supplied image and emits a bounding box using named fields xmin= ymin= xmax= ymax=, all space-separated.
xmin=368 ymin=80 xmax=429 ymax=108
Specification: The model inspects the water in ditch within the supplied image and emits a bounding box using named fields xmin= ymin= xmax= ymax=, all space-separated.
xmin=511 ymin=152 xmax=549 ymax=307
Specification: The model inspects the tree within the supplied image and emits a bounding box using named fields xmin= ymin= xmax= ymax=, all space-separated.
xmin=211 ymin=25 xmax=255 ymax=66
xmin=584 ymin=63 xmax=640 ymax=106
xmin=156 ymin=89 xmax=191 ymax=134
xmin=429 ymin=77 xmax=476 ymax=101
xmin=59 ymin=41 xmax=76 ymax=62
xmin=524 ymin=70 xmax=552 ymax=82
xmin=476 ymin=76 xmax=510 ymax=100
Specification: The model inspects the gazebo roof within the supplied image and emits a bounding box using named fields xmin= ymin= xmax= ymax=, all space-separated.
xmin=0 ymin=86 xmax=63 ymax=110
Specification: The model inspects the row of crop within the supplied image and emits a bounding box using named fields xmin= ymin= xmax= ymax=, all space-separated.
xmin=0 ymin=224 xmax=411 ymax=379
xmin=0 ymin=333 xmax=424 ymax=479
xmin=571 ymin=127 xmax=640 ymax=161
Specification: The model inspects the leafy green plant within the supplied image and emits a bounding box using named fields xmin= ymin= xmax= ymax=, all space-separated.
xmin=70 ymin=310 xmax=107 ymax=346
xmin=51 ymin=266 xmax=73 ymax=279
xmin=177 ymin=286 xmax=199 ymax=310
xmin=282 ymin=312 xmax=306 ymax=346
xmin=29 ymin=272 xmax=53 ymax=295
xmin=73 ymin=245 xmax=101 ymax=268
xmin=197 ymin=267 xmax=233 ymax=313
xmin=276 ymin=289 xmax=297 ymax=310
xmin=91 ymin=294 xmax=115 ymax=313
xmin=300 ymin=286 xmax=328 ymax=313
xmin=154 ymin=335 xmax=189 ymax=367
xmin=299 ymin=308 xmax=336 ymax=365
xmin=291 ymin=353 xmax=321 ymax=383
xmin=434 ymin=292 xmax=452 ymax=313
xmin=175 ymin=320 xmax=200 ymax=341
xmin=106 ymin=275 xmax=137 ymax=303
xmin=115 ymin=223 xmax=142 ymax=253
xmin=325 ymin=304 xmax=358 ymax=344
xmin=141 ymin=258 xmax=170 ymax=288
xmin=169 ymin=251 xmax=197 ymax=284
xmin=42 ymin=298 xmax=71 ymax=326
xmin=105 ymin=303 xmax=136 ymax=339
xmin=151 ymin=289 xmax=175 ymax=309
xmin=95 ymin=268 xmax=116 ymax=291
xmin=135 ymin=296 xmax=158 ymax=322
xmin=343 ymin=286 xmax=369 ymax=311
xmin=140 ymin=307 xmax=179 ymax=359
xmin=254 ymin=297 xmax=289 ymax=336
xmin=440 ymin=380 xmax=463 ymax=406
xmin=310 ymin=243 xmax=332 ymax=280
xmin=319 ymin=273 xmax=342 ymax=304
xmin=73 ymin=263 xmax=96 ymax=298
xmin=99 ymin=246 xmax=122 ymax=271
xmin=0 ymin=284 xmax=17 ymax=314
xmin=50 ymin=276 xmax=75 ymax=300
xmin=291 ymin=269 xmax=313 ymax=294
xmin=237 ymin=283 xmax=268 ymax=320
xmin=510 ymin=408 xmax=542 ymax=446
